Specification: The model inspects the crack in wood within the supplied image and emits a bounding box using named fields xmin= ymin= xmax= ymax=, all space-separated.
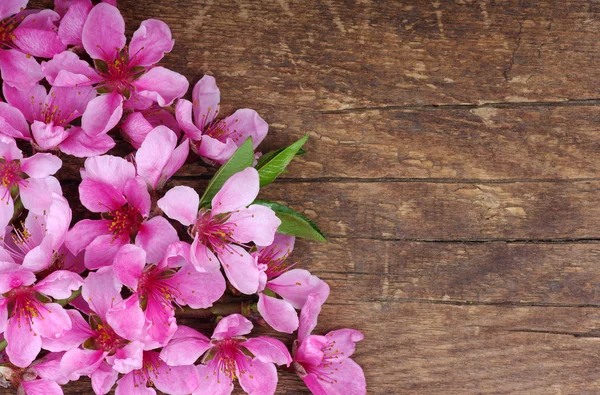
xmin=327 ymin=235 xmax=600 ymax=244
xmin=327 ymin=299 xmax=600 ymax=308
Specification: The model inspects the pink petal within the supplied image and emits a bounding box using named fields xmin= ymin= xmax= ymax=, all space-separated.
xmin=219 ymin=109 xmax=268 ymax=150
xmin=0 ymin=300 xmax=7 ymax=333
xmin=47 ymin=85 xmax=97 ymax=121
xmin=212 ymin=313 xmax=253 ymax=340
xmin=0 ymin=102 xmax=30 ymax=140
xmin=159 ymin=240 xmax=191 ymax=269
xmin=196 ymin=134 xmax=238 ymax=164
xmin=60 ymin=348 xmax=105 ymax=380
xmin=0 ymin=263 xmax=35 ymax=294
xmin=105 ymin=296 xmax=146 ymax=342
xmin=106 ymin=340 xmax=144 ymax=374
xmin=65 ymin=219 xmax=110 ymax=255
xmin=129 ymin=19 xmax=174 ymax=67
xmin=157 ymin=185 xmax=199 ymax=226
xmin=305 ymin=358 xmax=366 ymax=395
xmin=59 ymin=126 xmax=115 ymax=157
xmin=115 ymin=372 xmax=155 ymax=395
xmin=121 ymin=108 xmax=180 ymax=149
xmin=84 ymin=233 xmax=126 ymax=270
xmin=124 ymin=176 xmax=151 ymax=217
xmin=42 ymin=309 xmax=93 ymax=352
xmin=5 ymin=318 xmax=42 ymax=367
xmin=57 ymin=0 xmax=93 ymax=46
xmin=113 ymin=244 xmax=146 ymax=289
xmin=82 ymin=154 xmax=136 ymax=192
xmin=20 ymin=153 xmax=62 ymax=178
xmin=31 ymin=302 xmax=72 ymax=340
xmin=193 ymin=363 xmax=234 ymax=395
xmin=171 ymin=263 xmax=226 ymax=309
xmin=238 ymin=358 xmax=278 ymax=395
xmin=135 ymin=216 xmax=179 ymax=264
xmin=295 ymin=335 xmax=327 ymax=368
xmin=82 ymin=266 xmax=123 ymax=319
xmin=32 ymin=353 xmax=70 ymax=385
xmin=298 ymin=293 xmax=324 ymax=344
xmin=13 ymin=10 xmax=66 ymax=58
xmin=267 ymin=269 xmax=330 ymax=310
xmin=242 ymin=336 xmax=292 ymax=366
xmin=79 ymin=178 xmax=127 ymax=213
xmin=211 ymin=167 xmax=259 ymax=215
xmin=189 ymin=235 xmax=220 ymax=272
xmin=257 ymin=293 xmax=299 ymax=334
xmin=175 ymin=99 xmax=202 ymax=140
xmin=192 ymin=75 xmax=220 ymax=129
xmin=31 ymin=121 xmax=69 ymax=150
xmin=161 ymin=138 xmax=189 ymax=188
xmin=159 ymin=329 xmax=211 ymax=366
xmin=91 ymin=361 xmax=119 ymax=395
xmin=0 ymin=0 xmax=27 ymax=21
xmin=38 ymin=192 xmax=71 ymax=250
xmin=229 ymin=205 xmax=281 ymax=246
xmin=41 ymin=50 xmax=100 ymax=87
xmin=218 ymin=245 xmax=260 ymax=295
xmin=81 ymin=91 xmax=124 ymax=136
xmin=2 ymin=82 xmax=45 ymax=123
xmin=133 ymin=67 xmax=189 ymax=107
xmin=81 ymin=3 xmax=125 ymax=60
xmin=257 ymin=233 xmax=295 ymax=257
xmin=21 ymin=379 xmax=64 ymax=395
xmin=0 ymin=192 xmax=14 ymax=231
xmin=22 ymin=235 xmax=53 ymax=272
xmin=324 ymin=329 xmax=364 ymax=359
xmin=142 ymin=296 xmax=176 ymax=348
xmin=19 ymin=176 xmax=62 ymax=215
xmin=152 ymin=357 xmax=200 ymax=395
xmin=0 ymin=48 xmax=43 ymax=90
xmin=34 ymin=271 xmax=83 ymax=299
xmin=135 ymin=125 xmax=177 ymax=189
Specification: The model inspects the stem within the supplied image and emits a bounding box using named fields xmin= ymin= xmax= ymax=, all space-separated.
xmin=56 ymin=288 xmax=82 ymax=307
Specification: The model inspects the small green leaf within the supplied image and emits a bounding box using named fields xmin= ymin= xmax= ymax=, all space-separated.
xmin=94 ymin=59 xmax=109 ymax=74
xmin=254 ymin=200 xmax=326 ymax=242
xmin=200 ymin=138 xmax=254 ymax=207
xmin=256 ymin=135 xmax=308 ymax=187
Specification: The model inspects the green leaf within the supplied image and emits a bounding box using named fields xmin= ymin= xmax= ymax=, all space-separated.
xmin=199 ymin=138 xmax=254 ymax=207
xmin=256 ymin=135 xmax=308 ymax=187
xmin=254 ymin=200 xmax=327 ymax=242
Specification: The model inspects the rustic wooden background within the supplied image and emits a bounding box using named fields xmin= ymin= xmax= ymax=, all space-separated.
xmin=11 ymin=0 xmax=600 ymax=394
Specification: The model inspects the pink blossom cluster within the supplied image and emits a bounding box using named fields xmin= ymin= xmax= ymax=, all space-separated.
xmin=0 ymin=1 xmax=366 ymax=394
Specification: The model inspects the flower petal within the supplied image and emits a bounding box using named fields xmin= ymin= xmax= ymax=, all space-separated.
xmin=0 ymin=193 xmax=14 ymax=232
xmin=0 ymin=101 xmax=30 ymax=140
xmin=31 ymin=121 xmax=69 ymax=150
xmin=84 ymin=233 xmax=126 ymax=270
xmin=129 ymin=19 xmax=174 ymax=67
xmin=59 ymin=126 xmax=115 ymax=157
xmin=219 ymin=109 xmax=268 ymax=150
xmin=267 ymin=269 xmax=330 ymax=310
xmin=20 ymin=153 xmax=61 ymax=178
xmin=229 ymin=205 xmax=281 ymax=246
xmin=81 ymin=91 xmax=124 ymax=136
xmin=242 ymin=336 xmax=292 ymax=366
xmin=34 ymin=270 xmax=83 ymax=299
xmin=79 ymin=177 xmax=127 ymax=213
xmin=238 ymin=358 xmax=278 ymax=395
xmin=135 ymin=216 xmax=179 ymax=264
xmin=134 ymin=67 xmax=189 ymax=107
xmin=82 ymin=3 xmax=126 ymax=60
xmin=193 ymin=363 xmax=234 ymax=395
xmin=13 ymin=10 xmax=66 ymax=58
xmin=5 ymin=317 xmax=42 ymax=367
xmin=160 ymin=138 xmax=189 ymax=188
xmin=81 ymin=154 xmax=135 ymax=192
xmin=159 ymin=326 xmax=211 ymax=366
xmin=192 ymin=75 xmax=220 ymax=128
xmin=304 ymin=358 xmax=366 ymax=395
xmin=298 ymin=293 xmax=324 ymax=344
xmin=171 ymin=263 xmax=226 ymax=309
xmin=60 ymin=348 xmax=105 ymax=380
xmin=42 ymin=309 xmax=93 ymax=352
xmin=106 ymin=340 xmax=144 ymax=374
xmin=0 ymin=0 xmax=27 ymax=20
xmin=113 ymin=244 xmax=146 ymax=289
xmin=257 ymin=293 xmax=299 ymax=334
xmin=211 ymin=167 xmax=259 ymax=215
xmin=0 ymin=49 xmax=44 ymax=90
xmin=31 ymin=302 xmax=72 ymax=340
xmin=218 ymin=245 xmax=260 ymax=295
xmin=115 ymin=371 xmax=155 ymax=395
xmin=21 ymin=379 xmax=64 ymax=395
xmin=157 ymin=185 xmax=199 ymax=226
xmin=82 ymin=266 xmax=123 ymax=319
xmin=57 ymin=0 xmax=93 ymax=46
xmin=21 ymin=234 xmax=53 ymax=272
xmin=65 ymin=219 xmax=110 ymax=255
xmin=41 ymin=50 xmax=100 ymax=87
xmin=153 ymin=357 xmax=200 ymax=395
xmin=124 ymin=176 xmax=151 ymax=216
xmin=190 ymin=235 xmax=220 ymax=272
xmin=20 ymin=176 xmax=62 ymax=215
xmin=91 ymin=361 xmax=119 ymax=395
xmin=212 ymin=313 xmax=253 ymax=340
xmin=175 ymin=99 xmax=202 ymax=140
xmin=135 ymin=125 xmax=177 ymax=189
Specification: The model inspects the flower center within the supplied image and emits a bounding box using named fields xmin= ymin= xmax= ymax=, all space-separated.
xmin=132 ymin=352 xmax=162 ymax=389
xmin=259 ymin=245 xmax=295 ymax=280
xmin=107 ymin=204 xmax=143 ymax=239
xmin=138 ymin=267 xmax=181 ymax=324
xmin=212 ymin=339 xmax=247 ymax=380
xmin=6 ymin=288 xmax=47 ymax=333
xmin=90 ymin=321 xmax=127 ymax=355
xmin=96 ymin=47 xmax=144 ymax=97
xmin=0 ymin=160 xmax=21 ymax=188
xmin=191 ymin=210 xmax=236 ymax=253
xmin=0 ymin=14 xmax=23 ymax=49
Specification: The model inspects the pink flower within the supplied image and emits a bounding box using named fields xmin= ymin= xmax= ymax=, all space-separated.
xmin=42 ymin=3 xmax=188 ymax=135
xmin=120 ymin=104 xmax=180 ymax=149
xmin=1 ymin=192 xmax=72 ymax=274
xmin=158 ymin=167 xmax=281 ymax=294
xmin=292 ymin=294 xmax=366 ymax=395
xmin=65 ymin=155 xmax=178 ymax=268
xmin=253 ymin=234 xmax=329 ymax=334
xmin=176 ymin=75 xmax=268 ymax=164
xmin=0 ymin=262 xmax=83 ymax=368
xmin=112 ymin=242 xmax=225 ymax=347
xmin=0 ymin=352 xmax=67 ymax=395
xmin=160 ymin=315 xmax=292 ymax=395
xmin=0 ymin=2 xmax=66 ymax=90
xmin=1 ymin=82 xmax=114 ymax=156
xmin=134 ymin=125 xmax=189 ymax=190
xmin=52 ymin=268 xmax=146 ymax=393
xmin=0 ymin=136 xmax=62 ymax=230
xmin=115 ymin=350 xmax=200 ymax=395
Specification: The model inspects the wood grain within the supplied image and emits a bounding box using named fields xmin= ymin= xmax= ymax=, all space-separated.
xmin=11 ymin=0 xmax=600 ymax=394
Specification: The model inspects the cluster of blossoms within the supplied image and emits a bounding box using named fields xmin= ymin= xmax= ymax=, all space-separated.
xmin=0 ymin=1 xmax=366 ymax=394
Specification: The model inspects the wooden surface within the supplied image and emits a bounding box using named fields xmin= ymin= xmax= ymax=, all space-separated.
xmin=12 ymin=0 xmax=600 ymax=394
